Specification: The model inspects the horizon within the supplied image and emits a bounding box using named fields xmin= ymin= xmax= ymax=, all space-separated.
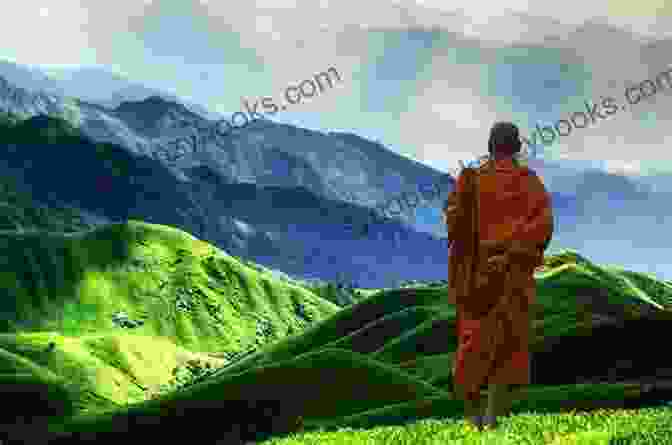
xmin=0 ymin=2 xmax=671 ymax=281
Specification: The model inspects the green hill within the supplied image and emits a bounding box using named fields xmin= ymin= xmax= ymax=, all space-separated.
xmin=1 ymin=111 xmax=671 ymax=442
xmin=0 ymin=168 xmax=94 ymax=233
xmin=0 ymin=220 xmax=339 ymax=420
xmin=0 ymin=110 xmax=97 ymax=234
xmin=9 ymin=248 xmax=664 ymax=444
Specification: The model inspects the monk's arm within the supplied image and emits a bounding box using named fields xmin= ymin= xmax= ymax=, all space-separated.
xmin=444 ymin=194 xmax=457 ymax=305
xmin=443 ymin=193 xmax=458 ymax=234
xmin=444 ymin=175 xmax=465 ymax=305
xmin=443 ymin=174 xmax=465 ymax=241
xmin=511 ymin=173 xmax=554 ymax=256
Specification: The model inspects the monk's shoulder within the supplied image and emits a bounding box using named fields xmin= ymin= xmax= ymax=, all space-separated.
xmin=516 ymin=165 xmax=536 ymax=177
xmin=522 ymin=166 xmax=535 ymax=177
xmin=475 ymin=158 xmax=493 ymax=174
xmin=524 ymin=168 xmax=549 ymax=190
xmin=476 ymin=156 xmax=491 ymax=168
xmin=524 ymin=167 xmax=542 ymax=179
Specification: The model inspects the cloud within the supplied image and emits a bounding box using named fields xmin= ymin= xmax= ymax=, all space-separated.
xmin=6 ymin=1 xmax=670 ymax=70
xmin=3 ymin=1 xmax=672 ymax=176
xmin=0 ymin=0 xmax=93 ymax=66
xmin=603 ymin=160 xmax=644 ymax=176
xmin=399 ymin=88 xmax=500 ymax=167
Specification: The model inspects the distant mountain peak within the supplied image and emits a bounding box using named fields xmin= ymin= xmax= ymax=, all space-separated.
xmin=0 ymin=73 xmax=68 ymax=119
xmin=112 ymin=95 xmax=204 ymax=136
xmin=24 ymin=113 xmax=66 ymax=127
xmin=329 ymin=130 xmax=383 ymax=147
xmin=21 ymin=113 xmax=78 ymax=132
xmin=116 ymin=95 xmax=189 ymax=113
xmin=19 ymin=63 xmax=221 ymax=120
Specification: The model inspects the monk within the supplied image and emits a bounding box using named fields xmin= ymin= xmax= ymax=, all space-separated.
xmin=442 ymin=122 xmax=554 ymax=430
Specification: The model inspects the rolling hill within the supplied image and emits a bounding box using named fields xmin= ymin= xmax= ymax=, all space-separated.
xmin=0 ymin=239 xmax=672 ymax=443
xmin=0 ymin=67 xmax=671 ymax=444
xmin=0 ymin=219 xmax=340 ymax=441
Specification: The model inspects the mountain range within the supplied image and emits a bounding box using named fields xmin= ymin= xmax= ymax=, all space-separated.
xmin=0 ymin=60 xmax=221 ymax=121
xmin=0 ymin=64 xmax=455 ymax=288
xmin=0 ymin=59 xmax=671 ymax=285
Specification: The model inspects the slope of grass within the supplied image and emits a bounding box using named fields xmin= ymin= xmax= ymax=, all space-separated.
xmin=315 ymin=306 xmax=439 ymax=354
xmin=44 ymin=348 xmax=449 ymax=443
xmin=0 ymin=167 xmax=94 ymax=234
xmin=212 ymin=287 xmax=449 ymax=377
xmin=214 ymin=250 xmax=671 ymax=382
xmin=0 ymin=346 xmax=79 ymax=417
xmin=152 ymin=249 xmax=671 ymax=442
xmin=2 ymin=111 xmax=671 ymax=443
xmin=308 ymin=383 xmax=644 ymax=432
xmin=371 ymin=315 xmax=456 ymax=363
xmin=616 ymin=269 xmax=672 ymax=309
xmin=396 ymin=353 xmax=453 ymax=384
xmin=0 ymin=331 xmax=234 ymax=407
xmin=0 ymin=220 xmax=340 ymax=414
xmin=219 ymin=259 xmax=662 ymax=378
xmin=266 ymin=405 xmax=672 ymax=445
xmin=0 ymin=209 xmax=670 ymax=445
xmin=537 ymin=250 xmax=669 ymax=311
xmin=1 ymin=219 xmax=338 ymax=340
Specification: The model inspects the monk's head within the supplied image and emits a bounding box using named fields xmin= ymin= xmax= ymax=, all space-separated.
xmin=488 ymin=122 xmax=522 ymax=158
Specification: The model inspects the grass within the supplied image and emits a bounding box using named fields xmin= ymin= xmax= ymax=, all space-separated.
xmin=271 ymin=407 xmax=672 ymax=445
xmin=0 ymin=181 xmax=670 ymax=443
xmin=0 ymin=171 xmax=93 ymax=234
xmin=29 ymin=245 xmax=672 ymax=444
xmin=0 ymin=220 xmax=340 ymax=413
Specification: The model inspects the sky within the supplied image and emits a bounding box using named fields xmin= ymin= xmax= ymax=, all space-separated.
xmin=1 ymin=1 xmax=672 ymax=280
xmin=2 ymin=0 xmax=672 ymax=178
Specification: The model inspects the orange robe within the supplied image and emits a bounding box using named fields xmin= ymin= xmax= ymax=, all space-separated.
xmin=444 ymin=158 xmax=553 ymax=401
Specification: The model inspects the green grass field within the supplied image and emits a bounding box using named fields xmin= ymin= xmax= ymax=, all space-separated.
xmin=0 ymin=218 xmax=671 ymax=444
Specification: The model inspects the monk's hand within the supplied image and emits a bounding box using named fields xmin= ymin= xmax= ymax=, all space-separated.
xmin=509 ymin=240 xmax=543 ymax=269
xmin=486 ymin=254 xmax=509 ymax=273
xmin=509 ymin=240 xmax=539 ymax=257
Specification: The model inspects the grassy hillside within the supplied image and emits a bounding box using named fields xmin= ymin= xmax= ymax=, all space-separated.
xmin=0 ymin=166 xmax=95 ymax=233
xmin=210 ymin=249 xmax=672 ymax=386
xmin=0 ymin=111 xmax=109 ymax=234
xmin=0 ymin=220 xmax=339 ymax=421
xmin=6 ymin=249 xmax=663 ymax=444
xmin=1 ymin=111 xmax=670 ymax=442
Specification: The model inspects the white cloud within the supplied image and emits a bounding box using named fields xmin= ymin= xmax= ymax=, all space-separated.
xmin=602 ymin=159 xmax=643 ymax=176
xmin=5 ymin=0 xmax=671 ymax=68
xmin=0 ymin=0 xmax=92 ymax=65
xmin=3 ymin=0 xmax=672 ymax=175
